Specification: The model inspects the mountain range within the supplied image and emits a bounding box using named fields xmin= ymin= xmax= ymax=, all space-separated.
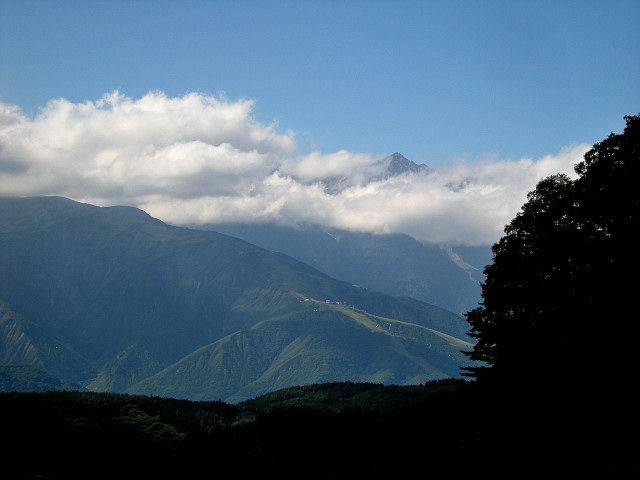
xmin=0 ymin=196 xmax=473 ymax=401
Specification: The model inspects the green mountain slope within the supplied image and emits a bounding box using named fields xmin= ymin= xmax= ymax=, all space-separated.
xmin=0 ymin=196 xmax=471 ymax=398
xmin=129 ymin=299 xmax=471 ymax=402
xmin=0 ymin=299 xmax=92 ymax=381
xmin=87 ymin=343 xmax=167 ymax=392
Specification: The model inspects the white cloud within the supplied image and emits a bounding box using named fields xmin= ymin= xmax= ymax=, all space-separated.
xmin=0 ymin=91 xmax=590 ymax=245
xmin=279 ymin=149 xmax=386 ymax=185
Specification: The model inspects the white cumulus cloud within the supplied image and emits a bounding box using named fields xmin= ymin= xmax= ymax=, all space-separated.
xmin=0 ymin=91 xmax=590 ymax=245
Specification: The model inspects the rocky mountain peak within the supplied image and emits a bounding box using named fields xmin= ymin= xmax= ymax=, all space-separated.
xmin=383 ymin=153 xmax=431 ymax=176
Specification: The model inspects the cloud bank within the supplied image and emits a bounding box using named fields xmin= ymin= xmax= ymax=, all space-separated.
xmin=0 ymin=91 xmax=589 ymax=245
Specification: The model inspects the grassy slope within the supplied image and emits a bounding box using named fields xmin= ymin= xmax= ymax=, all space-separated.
xmin=0 ymin=299 xmax=92 ymax=381
xmin=128 ymin=296 xmax=471 ymax=402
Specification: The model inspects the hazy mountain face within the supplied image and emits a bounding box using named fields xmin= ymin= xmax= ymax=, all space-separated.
xmin=0 ymin=196 xmax=472 ymax=401
xmin=203 ymin=223 xmax=489 ymax=314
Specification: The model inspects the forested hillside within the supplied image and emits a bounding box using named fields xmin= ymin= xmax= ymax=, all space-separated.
xmin=2 ymin=378 xmax=629 ymax=479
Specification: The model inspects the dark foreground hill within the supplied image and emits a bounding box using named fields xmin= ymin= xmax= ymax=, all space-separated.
xmin=0 ymin=365 xmax=78 ymax=392
xmin=1 ymin=382 xmax=633 ymax=480
xmin=0 ymin=196 xmax=470 ymax=400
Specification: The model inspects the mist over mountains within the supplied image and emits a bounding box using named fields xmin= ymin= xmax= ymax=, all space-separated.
xmin=0 ymin=196 xmax=472 ymax=401
xmin=197 ymin=153 xmax=489 ymax=316
xmin=0 ymin=91 xmax=589 ymax=245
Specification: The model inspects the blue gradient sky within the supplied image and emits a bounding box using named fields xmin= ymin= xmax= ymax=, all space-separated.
xmin=1 ymin=0 xmax=638 ymax=166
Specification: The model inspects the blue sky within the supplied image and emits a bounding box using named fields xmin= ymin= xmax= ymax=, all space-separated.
xmin=0 ymin=1 xmax=638 ymax=244
xmin=1 ymin=0 xmax=638 ymax=166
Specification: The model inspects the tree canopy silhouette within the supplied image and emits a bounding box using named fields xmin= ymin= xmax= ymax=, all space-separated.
xmin=464 ymin=115 xmax=640 ymax=387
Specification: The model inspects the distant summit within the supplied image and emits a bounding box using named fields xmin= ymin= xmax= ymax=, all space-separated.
xmin=382 ymin=152 xmax=431 ymax=177
xmin=306 ymin=152 xmax=431 ymax=194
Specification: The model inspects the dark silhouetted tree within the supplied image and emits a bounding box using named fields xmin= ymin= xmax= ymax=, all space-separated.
xmin=464 ymin=115 xmax=640 ymax=388
xmin=462 ymin=115 xmax=640 ymax=477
